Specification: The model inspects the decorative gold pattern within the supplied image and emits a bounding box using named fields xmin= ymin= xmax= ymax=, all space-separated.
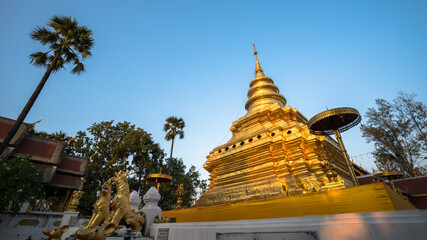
xmin=19 ymin=219 xmax=39 ymax=226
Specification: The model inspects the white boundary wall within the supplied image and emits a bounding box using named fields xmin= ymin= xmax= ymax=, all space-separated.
xmin=149 ymin=209 xmax=427 ymax=240
xmin=0 ymin=211 xmax=63 ymax=240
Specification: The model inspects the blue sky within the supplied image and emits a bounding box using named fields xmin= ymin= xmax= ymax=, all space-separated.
xmin=1 ymin=0 xmax=427 ymax=180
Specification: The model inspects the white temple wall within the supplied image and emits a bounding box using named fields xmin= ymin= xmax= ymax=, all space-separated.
xmin=0 ymin=212 xmax=90 ymax=240
xmin=149 ymin=209 xmax=427 ymax=240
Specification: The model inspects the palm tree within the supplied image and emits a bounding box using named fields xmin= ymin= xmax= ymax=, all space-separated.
xmin=163 ymin=116 xmax=185 ymax=165
xmin=0 ymin=16 xmax=94 ymax=158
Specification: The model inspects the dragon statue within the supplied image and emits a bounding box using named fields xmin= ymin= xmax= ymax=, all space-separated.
xmin=110 ymin=170 xmax=145 ymax=232
xmin=86 ymin=179 xmax=113 ymax=229
xmin=44 ymin=170 xmax=146 ymax=240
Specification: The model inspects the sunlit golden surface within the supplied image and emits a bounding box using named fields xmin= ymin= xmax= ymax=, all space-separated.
xmin=195 ymin=49 xmax=354 ymax=207
xmin=165 ymin=183 xmax=415 ymax=222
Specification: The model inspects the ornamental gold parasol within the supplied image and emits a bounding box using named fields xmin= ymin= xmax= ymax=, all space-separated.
xmin=374 ymin=171 xmax=404 ymax=191
xmin=147 ymin=168 xmax=172 ymax=190
xmin=307 ymin=107 xmax=361 ymax=186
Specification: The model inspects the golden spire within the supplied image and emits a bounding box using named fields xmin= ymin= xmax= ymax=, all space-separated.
xmin=253 ymin=44 xmax=265 ymax=78
xmin=245 ymin=45 xmax=287 ymax=113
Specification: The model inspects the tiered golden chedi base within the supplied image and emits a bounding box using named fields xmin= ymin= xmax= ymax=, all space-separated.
xmin=167 ymin=183 xmax=415 ymax=222
xmin=195 ymin=48 xmax=355 ymax=207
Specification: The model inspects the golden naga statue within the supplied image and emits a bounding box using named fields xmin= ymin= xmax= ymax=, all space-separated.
xmin=68 ymin=181 xmax=84 ymax=211
xmin=110 ymin=170 xmax=145 ymax=232
xmin=86 ymin=179 xmax=113 ymax=229
xmin=42 ymin=225 xmax=69 ymax=240
xmin=76 ymin=223 xmax=116 ymax=240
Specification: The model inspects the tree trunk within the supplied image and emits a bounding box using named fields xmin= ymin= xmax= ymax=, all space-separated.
xmin=138 ymin=157 xmax=143 ymax=191
xmin=169 ymin=137 xmax=175 ymax=166
xmin=0 ymin=53 xmax=60 ymax=158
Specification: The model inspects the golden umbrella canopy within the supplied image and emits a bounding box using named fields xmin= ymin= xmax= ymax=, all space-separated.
xmin=147 ymin=168 xmax=172 ymax=190
xmin=308 ymin=107 xmax=361 ymax=186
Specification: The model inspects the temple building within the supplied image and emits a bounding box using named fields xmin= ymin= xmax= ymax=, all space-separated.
xmin=0 ymin=116 xmax=88 ymax=212
xmin=195 ymin=47 xmax=367 ymax=207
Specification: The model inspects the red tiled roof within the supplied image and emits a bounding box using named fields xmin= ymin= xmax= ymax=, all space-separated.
xmin=394 ymin=176 xmax=427 ymax=195
xmin=0 ymin=121 xmax=12 ymax=139
xmin=16 ymin=137 xmax=57 ymax=159
xmin=51 ymin=173 xmax=81 ymax=189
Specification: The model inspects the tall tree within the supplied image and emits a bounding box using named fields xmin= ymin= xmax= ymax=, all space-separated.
xmin=360 ymin=93 xmax=427 ymax=177
xmin=0 ymin=16 xmax=94 ymax=158
xmin=69 ymin=121 xmax=161 ymax=213
xmin=393 ymin=92 xmax=427 ymax=149
xmin=163 ymin=117 xmax=185 ymax=166
xmin=0 ymin=155 xmax=45 ymax=213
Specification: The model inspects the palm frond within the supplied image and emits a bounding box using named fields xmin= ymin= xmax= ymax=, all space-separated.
xmin=71 ymin=61 xmax=86 ymax=75
xmin=50 ymin=55 xmax=65 ymax=72
xmin=177 ymin=130 xmax=184 ymax=139
xmin=30 ymin=27 xmax=57 ymax=45
xmin=49 ymin=16 xmax=78 ymax=36
xmin=29 ymin=52 xmax=49 ymax=67
xmin=30 ymin=16 xmax=93 ymax=72
xmin=80 ymin=50 xmax=92 ymax=58
xmin=49 ymin=43 xmax=63 ymax=52
xmin=62 ymin=48 xmax=78 ymax=64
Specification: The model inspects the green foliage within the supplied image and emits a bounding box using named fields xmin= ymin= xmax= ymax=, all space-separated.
xmin=155 ymin=158 xmax=202 ymax=210
xmin=0 ymin=155 xmax=44 ymax=213
xmin=29 ymin=15 xmax=94 ymax=74
xmin=65 ymin=121 xmax=163 ymax=214
xmin=361 ymin=92 xmax=427 ymax=177
xmin=30 ymin=120 xmax=205 ymax=213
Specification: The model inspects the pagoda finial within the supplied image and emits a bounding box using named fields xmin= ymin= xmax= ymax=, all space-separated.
xmin=253 ymin=44 xmax=265 ymax=77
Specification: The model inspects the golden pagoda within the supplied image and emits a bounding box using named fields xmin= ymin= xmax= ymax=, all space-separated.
xmin=194 ymin=46 xmax=353 ymax=207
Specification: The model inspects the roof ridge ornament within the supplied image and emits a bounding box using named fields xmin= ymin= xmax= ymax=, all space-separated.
xmin=253 ymin=44 xmax=265 ymax=77
xmin=31 ymin=115 xmax=44 ymax=128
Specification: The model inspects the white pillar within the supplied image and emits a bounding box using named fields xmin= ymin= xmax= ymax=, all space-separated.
xmin=141 ymin=187 xmax=162 ymax=237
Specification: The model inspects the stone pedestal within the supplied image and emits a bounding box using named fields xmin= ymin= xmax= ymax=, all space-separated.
xmin=141 ymin=187 xmax=162 ymax=237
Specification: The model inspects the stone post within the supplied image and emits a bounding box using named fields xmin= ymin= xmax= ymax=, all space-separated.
xmin=141 ymin=187 xmax=162 ymax=237
xmin=130 ymin=190 xmax=142 ymax=211
xmin=60 ymin=211 xmax=79 ymax=240
xmin=60 ymin=211 xmax=79 ymax=227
